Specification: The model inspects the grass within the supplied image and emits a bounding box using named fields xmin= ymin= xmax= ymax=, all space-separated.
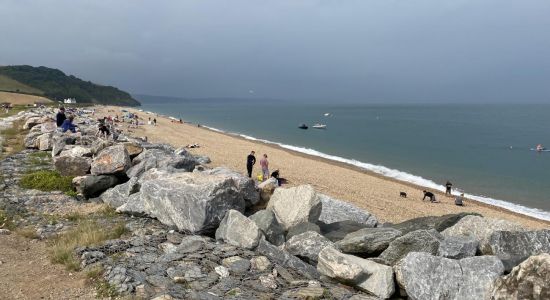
xmin=49 ymin=220 xmax=128 ymax=271
xmin=16 ymin=226 xmax=39 ymax=239
xmin=27 ymin=151 xmax=52 ymax=167
xmin=86 ymin=266 xmax=119 ymax=299
xmin=0 ymin=209 xmax=16 ymax=230
xmin=19 ymin=170 xmax=74 ymax=194
xmin=0 ymin=119 xmax=27 ymax=157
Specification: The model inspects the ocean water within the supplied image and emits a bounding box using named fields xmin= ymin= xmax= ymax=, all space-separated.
xmin=136 ymin=95 xmax=550 ymax=221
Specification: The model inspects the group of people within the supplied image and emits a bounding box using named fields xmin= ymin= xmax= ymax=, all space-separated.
xmin=246 ymin=151 xmax=283 ymax=185
xmin=56 ymin=107 xmax=77 ymax=133
xmin=422 ymin=180 xmax=464 ymax=206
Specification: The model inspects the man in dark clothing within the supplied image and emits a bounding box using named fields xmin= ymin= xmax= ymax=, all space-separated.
xmin=56 ymin=107 xmax=66 ymax=127
xmin=422 ymin=190 xmax=436 ymax=202
xmin=246 ymin=151 xmax=256 ymax=178
xmin=445 ymin=181 xmax=453 ymax=196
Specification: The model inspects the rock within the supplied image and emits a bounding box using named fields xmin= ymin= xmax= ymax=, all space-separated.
xmin=178 ymin=235 xmax=207 ymax=253
xmin=202 ymin=167 xmax=260 ymax=207
xmin=317 ymin=247 xmax=395 ymax=299
xmin=256 ymin=238 xmax=320 ymax=280
xmin=286 ymin=222 xmax=321 ymax=240
xmin=442 ymin=215 xmax=525 ymax=251
xmin=491 ymin=253 xmax=550 ymax=300
xmin=100 ymin=177 xmax=140 ymax=208
xmin=318 ymin=194 xmax=377 ymax=226
xmin=0 ymin=229 xmax=11 ymax=235
xmin=127 ymin=148 xmax=198 ymax=178
xmin=59 ymin=146 xmax=93 ymax=158
xmin=294 ymin=287 xmax=325 ymax=299
xmin=438 ymin=236 xmax=479 ymax=259
xmin=90 ymin=139 xmax=113 ymax=155
xmin=215 ymin=210 xmax=262 ymax=249
xmin=215 ymin=266 xmax=229 ymax=278
xmin=24 ymin=130 xmax=42 ymax=148
xmin=267 ymin=185 xmax=322 ymax=231
xmin=174 ymin=147 xmax=189 ymax=156
xmin=78 ymin=175 xmax=119 ymax=199
xmin=37 ymin=133 xmax=53 ymax=151
xmin=91 ymin=144 xmax=132 ymax=175
xmin=54 ymin=156 xmax=91 ymax=176
xmin=336 ymin=227 xmax=402 ymax=255
xmin=390 ymin=212 xmax=477 ymax=235
xmin=249 ymin=210 xmax=285 ymax=246
xmin=23 ymin=116 xmax=40 ymax=129
xmin=118 ymin=172 xmax=245 ymax=234
xmin=395 ymin=252 xmax=504 ymax=300
xmin=122 ymin=142 xmax=143 ymax=158
xmin=195 ymin=155 xmax=211 ymax=165
xmin=258 ymin=177 xmax=278 ymax=204
xmin=259 ymin=274 xmax=278 ymax=289
xmin=51 ymin=135 xmax=76 ymax=156
xmin=250 ymin=256 xmax=271 ymax=272
xmin=222 ymin=256 xmax=251 ymax=274
xmin=318 ymin=220 xmax=370 ymax=242
xmin=483 ymin=229 xmax=550 ymax=271
xmin=40 ymin=122 xmax=57 ymax=133
xmin=378 ymin=229 xmax=443 ymax=265
xmin=285 ymin=231 xmax=333 ymax=264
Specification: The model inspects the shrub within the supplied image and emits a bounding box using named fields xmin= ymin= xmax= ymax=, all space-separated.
xmin=19 ymin=170 xmax=74 ymax=193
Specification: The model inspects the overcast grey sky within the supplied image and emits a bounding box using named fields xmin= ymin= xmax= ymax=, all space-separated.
xmin=1 ymin=0 xmax=549 ymax=102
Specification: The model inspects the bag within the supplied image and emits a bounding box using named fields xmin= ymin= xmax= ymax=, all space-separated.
xmin=257 ymin=174 xmax=263 ymax=181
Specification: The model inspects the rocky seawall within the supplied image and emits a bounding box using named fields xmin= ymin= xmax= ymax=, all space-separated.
xmin=1 ymin=107 xmax=549 ymax=300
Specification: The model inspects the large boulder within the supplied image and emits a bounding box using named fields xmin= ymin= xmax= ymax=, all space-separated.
xmin=90 ymin=139 xmax=113 ymax=155
xmin=257 ymin=177 xmax=278 ymax=204
xmin=256 ymin=238 xmax=320 ymax=280
xmin=389 ymin=213 xmax=477 ymax=235
xmin=490 ymin=253 xmax=550 ymax=300
xmin=442 ymin=215 xmax=525 ymax=251
xmin=318 ymin=220 xmax=371 ymax=242
xmin=318 ymin=194 xmax=377 ymax=227
xmin=117 ymin=172 xmax=245 ymax=234
xmin=59 ymin=146 xmax=93 ymax=158
xmin=215 ymin=210 xmax=263 ymax=249
xmin=76 ymin=175 xmax=119 ymax=199
xmin=286 ymin=222 xmax=321 ymax=240
xmin=100 ymin=177 xmax=140 ymax=208
xmin=23 ymin=116 xmax=41 ymax=129
xmin=127 ymin=149 xmax=198 ymax=178
xmin=395 ymin=252 xmax=504 ymax=300
xmin=202 ymin=167 xmax=260 ymax=207
xmin=378 ymin=229 xmax=443 ymax=265
xmin=267 ymin=185 xmax=322 ymax=231
xmin=122 ymin=142 xmax=143 ymax=158
xmin=482 ymin=229 xmax=550 ymax=271
xmin=54 ymin=156 xmax=92 ymax=176
xmin=317 ymin=247 xmax=395 ymax=299
xmin=37 ymin=133 xmax=53 ymax=151
xmin=51 ymin=135 xmax=76 ymax=156
xmin=24 ymin=131 xmax=42 ymax=148
xmin=336 ymin=227 xmax=402 ymax=255
xmin=437 ymin=236 xmax=479 ymax=259
xmin=40 ymin=122 xmax=57 ymax=133
xmin=249 ymin=210 xmax=285 ymax=246
xmin=284 ymin=231 xmax=334 ymax=264
xmin=91 ymin=145 xmax=132 ymax=175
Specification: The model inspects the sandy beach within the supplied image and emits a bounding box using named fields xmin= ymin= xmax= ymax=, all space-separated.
xmin=95 ymin=105 xmax=549 ymax=229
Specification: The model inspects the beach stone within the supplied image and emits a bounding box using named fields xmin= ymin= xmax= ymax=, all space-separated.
xmin=122 ymin=142 xmax=143 ymax=158
xmin=389 ymin=212 xmax=477 ymax=235
xmin=78 ymin=175 xmax=119 ymax=199
xmin=100 ymin=177 xmax=140 ymax=208
xmin=267 ymin=185 xmax=322 ymax=231
xmin=37 ymin=133 xmax=53 ymax=151
xmin=202 ymin=167 xmax=260 ymax=207
xmin=491 ymin=253 xmax=550 ymax=300
xmin=395 ymin=252 xmax=504 ymax=300
xmin=482 ymin=229 xmax=550 ymax=271
xmin=222 ymin=256 xmax=251 ymax=274
xmin=91 ymin=144 xmax=132 ymax=175
xmin=59 ymin=145 xmax=93 ymax=158
xmin=336 ymin=227 xmax=402 ymax=255
xmin=378 ymin=229 xmax=443 ymax=265
xmin=317 ymin=247 xmax=395 ymax=299
xmin=284 ymin=231 xmax=334 ymax=263
xmin=127 ymin=148 xmax=198 ymax=178
xmin=178 ymin=235 xmax=207 ymax=253
xmin=90 ymin=138 xmax=113 ymax=155
xmin=442 ymin=215 xmax=525 ymax=251
xmin=40 ymin=121 xmax=56 ymax=133
xmin=318 ymin=194 xmax=378 ymax=226
xmin=438 ymin=236 xmax=479 ymax=259
xmin=249 ymin=210 xmax=285 ymax=246
xmin=0 ymin=229 xmax=11 ymax=235
xmin=215 ymin=266 xmax=230 ymax=278
xmin=216 ymin=209 xmax=262 ymax=249
xmin=256 ymin=238 xmax=320 ymax=280
xmin=250 ymin=256 xmax=271 ymax=272
xmin=24 ymin=130 xmax=42 ymax=148
xmin=118 ymin=172 xmax=245 ymax=234
xmin=23 ymin=116 xmax=41 ymax=129
xmin=258 ymin=177 xmax=278 ymax=204
xmin=318 ymin=220 xmax=370 ymax=242
xmin=51 ymin=135 xmax=76 ymax=156
xmin=54 ymin=156 xmax=91 ymax=176
xmin=286 ymin=222 xmax=321 ymax=240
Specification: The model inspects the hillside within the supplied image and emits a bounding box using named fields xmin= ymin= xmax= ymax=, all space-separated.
xmin=0 ymin=91 xmax=52 ymax=105
xmin=0 ymin=65 xmax=140 ymax=106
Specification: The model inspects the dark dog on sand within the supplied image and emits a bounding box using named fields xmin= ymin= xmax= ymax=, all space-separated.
xmin=400 ymin=192 xmax=407 ymax=198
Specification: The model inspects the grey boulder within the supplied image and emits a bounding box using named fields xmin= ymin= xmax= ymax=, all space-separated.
xmin=54 ymin=156 xmax=91 ymax=176
xmin=318 ymin=194 xmax=377 ymax=227
xmin=389 ymin=212 xmax=477 ymax=235
xmin=267 ymin=185 xmax=322 ymax=231
xmin=318 ymin=220 xmax=371 ymax=242
xmin=215 ymin=209 xmax=263 ymax=250
xmin=438 ymin=235 xmax=479 ymax=259
xmin=256 ymin=238 xmax=320 ymax=280
xmin=202 ymin=167 xmax=259 ymax=207
xmin=249 ymin=210 xmax=285 ymax=246
xmin=284 ymin=231 xmax=334 ymax=264
xmin=100 ymin=177 xmax=141 ymax=208
xmin=378 ymin=229 xmax=443 ymax=265
xmin=78 ymin=175 xmax=119 ymax=199
xmin=91 ymin=144 xmax=132 ymax=175
xmin=127 ymin=149 xmax=198 ymax=178
xmin=336 ymin=227 xmax=402 ymax=255
xmin=286 ymin=222 xmax=321 ymax=240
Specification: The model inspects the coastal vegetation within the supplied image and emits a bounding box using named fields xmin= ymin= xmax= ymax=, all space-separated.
xmin=19 ymin=170 xmax=75 ymax=195
xmin=0 ymin=65 xmax=140 ymax=106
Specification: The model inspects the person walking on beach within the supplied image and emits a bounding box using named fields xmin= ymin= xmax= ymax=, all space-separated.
xmin=246 ymin=151 xmax=256 ymax=178
xmin=259 ymin=154 xmax=269 ymax=181
xmin=56 ymin=107 xmax=66 ymax=127
xmin=422 ymin=190 xmax=436 ymax=202
xmin=445 ymin=181 xmax=453 ymax=196
xmin=153 ymin=118 xmax=157 ymax=126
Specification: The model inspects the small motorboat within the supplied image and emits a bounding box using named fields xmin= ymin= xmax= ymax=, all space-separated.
xmin=312 ymin=123 xmax=327 ymax=129
xmin=324 ymin=113 xmax=331 ymax=116
xmin=298 ymin=124 xmax=308 ymax=129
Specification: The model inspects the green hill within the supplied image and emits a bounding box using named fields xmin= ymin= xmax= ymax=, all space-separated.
xmin=0 ymin=65 xmax=140 ymax=106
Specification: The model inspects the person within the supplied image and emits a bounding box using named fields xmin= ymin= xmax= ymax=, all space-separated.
xmin=246 ymin=151 xmax=256 ymax=178
xmin=61 ymin=115 xmax=77 ymax=133
xmin=445 ymin=181 xmax=453 ymax=196
xmin=271 ymin=169 xmax=283 ymax=186
xmin=455 ymin=193 xmax=464 ymax=206
xmin=97 ymin=123 xmax=110 ymax=138
xmin=422 ymin=190 xmax=436 ymax=202
xmin=259 ymin=154 xmax=269 ymax=181
xmin=56 ymin=107 xmax=66 ymax=127
xmin=153 ymin=118 xmax=157 ymax=126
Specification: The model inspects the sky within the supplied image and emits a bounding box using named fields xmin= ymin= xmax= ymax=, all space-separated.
xmin=1 ymin=0 xmax=549 ymax=103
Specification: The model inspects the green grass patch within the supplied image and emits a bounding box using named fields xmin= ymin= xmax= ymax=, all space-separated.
xmin=49 ymin=220 xmax=128 ymax=271
xmin=19 ymin=170 xmax=74 ymax=193
xmin=27 ymin=151 xmax=51 ymax=167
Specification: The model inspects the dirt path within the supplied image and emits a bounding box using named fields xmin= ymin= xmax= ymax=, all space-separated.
xmin=0 ymin=234 xmax=97 ymax=300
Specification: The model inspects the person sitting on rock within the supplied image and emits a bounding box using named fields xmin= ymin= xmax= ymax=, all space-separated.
xmin=61 ymin=115 xmax=77 ymax=133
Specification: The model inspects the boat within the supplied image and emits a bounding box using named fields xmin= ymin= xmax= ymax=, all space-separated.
xmin=298 ymin=124 xmax=308 ymax=129
xmin=324 ymin=113 xmax=331 ymax=116
xmin=312 ymin=123 xmax=327 ymax=129
xmin=531 ymin=144 xmax=549 ymax=152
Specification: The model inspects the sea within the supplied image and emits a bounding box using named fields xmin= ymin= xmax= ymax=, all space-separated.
xmin=136 ymin=95 xmax=550 ymax=221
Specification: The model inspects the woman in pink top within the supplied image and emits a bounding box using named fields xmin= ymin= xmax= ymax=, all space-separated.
xmin=259 ymin=154 xmax=269 ymax=180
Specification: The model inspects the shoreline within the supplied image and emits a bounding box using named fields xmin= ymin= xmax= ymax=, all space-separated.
xmin=97 ymin=105 xmax=550 ymax=229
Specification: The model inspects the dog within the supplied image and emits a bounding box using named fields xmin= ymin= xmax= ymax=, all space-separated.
xmin=399 ymin=192 xmax=407 ymax=198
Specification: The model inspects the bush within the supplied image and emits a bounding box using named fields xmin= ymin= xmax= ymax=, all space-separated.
xmin=19 ymin=170 xmax=74 ymax=193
